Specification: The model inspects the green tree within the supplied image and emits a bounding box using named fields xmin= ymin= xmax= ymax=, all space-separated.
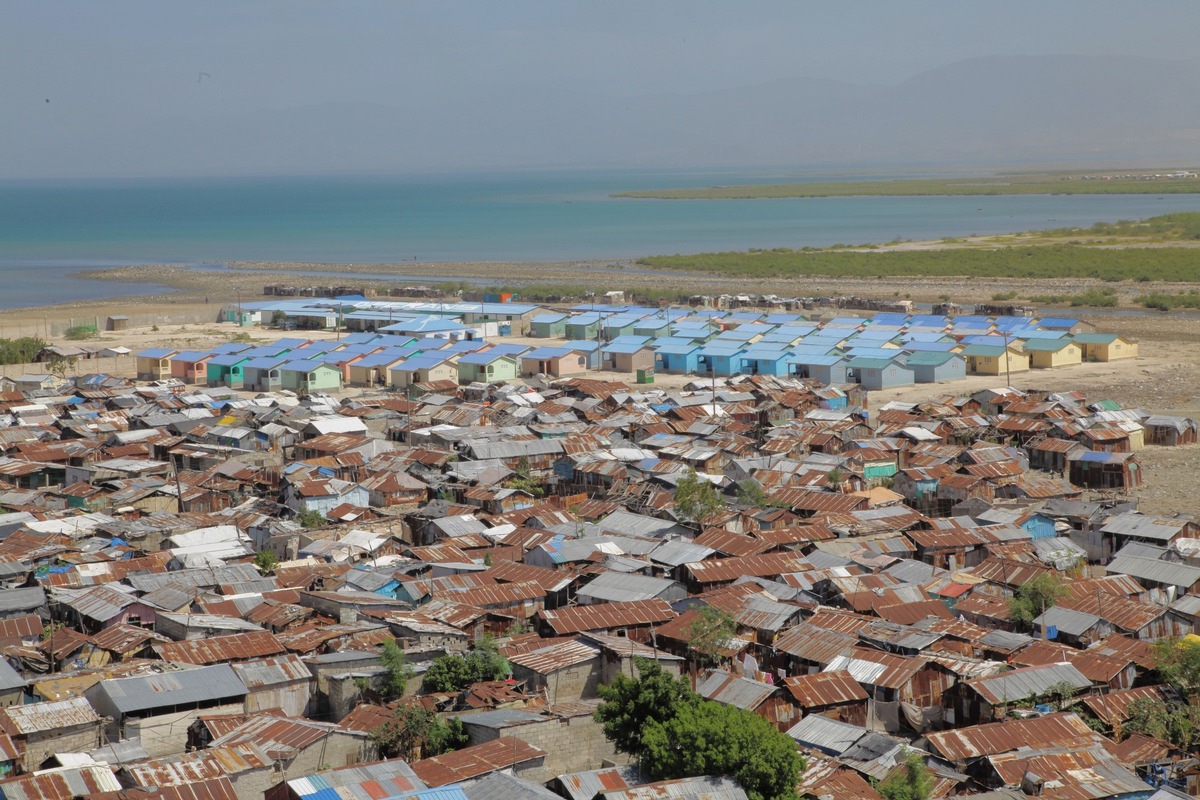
xmin=594 ymin=658 xmax=697 ymax=756
xmin=735 ymin=478 xmax=769 ymax=507
xmin=371 ymin=704 xmax=463 ymax=760
xmin=1007 ymin=572 xmax=1068 ymax=629
xmin=421 ymin=636 xmax=510 ymax=693
xmin=640 ymin=698 xmax=805 ymax=800
xmin=0 ymin=337 xmax=46 ymax=365
xmin=381 ymin=638 xmax=415 ymax=700
xmin=825 ymin=467 xmax=845 ymax=488
xmin=296 ymin=509 xmax=327 ymax=528
xmin=876 ymin=750 xmax=935 ymax=800
xmin=45 ymin=353 xmax=77 ymax=380
xmin=1125 ymin=697 xmax=1200 ymax=750
xmin=253 ymin=549 xmax=278 ymax=574
xmin=686 ymin=606 xmax=737 ymax=667
xmin=673 ymin=468 xmax=724 ymax=526
xmin=1153 ymin=637 xmax=1200 ymax=700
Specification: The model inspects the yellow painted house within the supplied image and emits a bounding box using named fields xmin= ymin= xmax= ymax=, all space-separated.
xmin=1074 ymin=333 xmax=1138 ymax=361
xmin=962 ymin=344 xmax=1029 ymax=376
xmin=1023 ymin=338 xmax=1083 ymax=369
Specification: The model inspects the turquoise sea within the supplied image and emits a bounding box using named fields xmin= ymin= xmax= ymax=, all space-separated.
xmin=2 ymin=169 xmax=1199 ymax=309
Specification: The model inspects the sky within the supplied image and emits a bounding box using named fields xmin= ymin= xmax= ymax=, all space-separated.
xmin=4 ymin=1 xmax=1200 ymax=178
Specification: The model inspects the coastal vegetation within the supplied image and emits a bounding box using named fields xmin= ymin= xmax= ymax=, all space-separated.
xmin=638 ymin=241 xmax=1200 ymax=283
xmin=615 ymin=172 xmax=1200 ymax=199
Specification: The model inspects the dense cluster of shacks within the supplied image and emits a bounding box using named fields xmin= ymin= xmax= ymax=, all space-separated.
xmin=0 ymin=359 xmax=1198 ymax=800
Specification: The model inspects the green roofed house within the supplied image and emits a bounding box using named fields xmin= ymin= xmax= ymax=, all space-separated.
xmin=905 ymin=351 xmax=967 ymax=384
xmin=1073 ymin=333 xmax=1138 ymax=362
xmin=1023 ymin=338 xmax=1082 ymax=369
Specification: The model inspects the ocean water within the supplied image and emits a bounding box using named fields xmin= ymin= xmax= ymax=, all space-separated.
xmin=1 ymin=169 xmax=1199 ymax=308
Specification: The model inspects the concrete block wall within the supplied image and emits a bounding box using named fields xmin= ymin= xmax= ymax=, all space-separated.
xmin=465 ymin=715 xmax=628 ymax=783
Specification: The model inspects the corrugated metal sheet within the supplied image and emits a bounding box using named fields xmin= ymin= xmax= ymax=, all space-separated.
xmin=925 ymin=712 xmax=1100 ymax=761
xmin=94 ymin=662 xmax=246 ymax=714
xmin=154 ymin=629 xmax=286 ymax=665
xmin=0 ymin=695 xmax=99 ymax=736
xmin=539 ymin=599 xmax=676 ymax=635
xmin=784 ymin=669 xmax=868 ymax=707
xmin=411 ymin=736 xmax=546 ymax=787
xmin=786 ymin=714 xmax=867 ymax=755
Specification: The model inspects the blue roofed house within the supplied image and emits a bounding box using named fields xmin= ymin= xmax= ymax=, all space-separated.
xmin=653 ymin=339 xmax=703 ymax=374
xmin=135 ymin=348 xmax=177 ymax=382
xmin=389 ymin=353 xmax=460 ymax=388
xmin=520 ymin=346 xmax=590 ymax=378
xmin=529 ymin=312 xmax=569 ymax=338
xmin=347 ymin=349 xmax=414 ymax=387
xmin=565 ymin=340 xmax=602 ymax=369
xmin=697 ymin=343 xmax=746 ymax=377
xmin=788 ymin=354 xmax=850 ymax=385
xmin=380 ymin=316 xmax=474 ymax=341
xmin=849 ymin=356 xmax=915 ymax=390
xmin=905 ymin=351 xmax=967 ymax=384
xmin=601 ymin=340 xmax=656 ymax=373
xmin=205 ymin=351 xmax=253 ymax=388
xmin=279 ymin=359 xmax=343 ymax=393
xmin=457 ymin=350 xmax=520 ymax=385
xmin=739 ymin=345 xmax=792 ymax=377
xmin=633 ymin=316 xmax=673 ymax=338
xmin=241 ymin=356 xmax=290 ymax=393
xmin=564 ymin=312 xmax=603 ymax=340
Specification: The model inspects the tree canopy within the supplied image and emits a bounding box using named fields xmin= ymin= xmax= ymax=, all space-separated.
xmin=1007 ymin=572 xmax=1067 ymax=628
xmin=422 ymin=636 xmax=510 ymax=693
xmin=876 ymin=750 xmax=935 ymax=800
xmin=595 ymin=659 xmax=805 ymax=800
xmin=673 ymin=468 xmax=724 ymax=526
xmin=685 ymin=606 xmax=737 ymax=667
xmin=380 ymin=638 xmax=415 ymax=700
xmin=371 ymin=704 xmax=467 ymax=760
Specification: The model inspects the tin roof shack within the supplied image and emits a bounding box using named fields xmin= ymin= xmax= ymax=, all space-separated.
xmin=946 ymin=662 xmax=1092 ymax=726
xmin=825 ymin=647 xmax=958 ymax=734
xmin=0 ymin=587 xmax=48 ymax=622
xmin=783 ymin=669 xmax=870 ymax=727
xmin=1144 ymin=415 xmax=1199 ymax=446
xmin=206 ymin=714 xmax=369 ymax=791
xmin=84 ymin=663 xmax=248 ymax=757
xmin=229 ymin=654 xmax=315 ymax=718
xmin=574 ymin=572 xmax=686 ymax=606
xmin=412 ymin=736 xmax=547 ymax=787
xmin=1106 ymin=555 xmax=1200 ymax=605
xmin=451 ymin=706 xmax=617 ymax=782
xmin=924 ymin=710 xmax=1107 ymax=765
xmin=0 ymin=696 xmax=102 ymax=773
xmin=535 ymin=599 xmax=677 ymax=643
xmin=697 ymin=669 xmax=798 ymax=731
xmin=508 ymin=639 xmax=603 ymax=706
xmin=0 ymin=660 xmax=25 ymax=708
xmin=265 ymin=758 xmax=427 ymax=800
xmin=54 ymin=585 xmax=160 ymax=634
xmin=1067 ymin=449 xmax=1142 ymax=490
xmin=579 ymin=632 xmax=684 ymax=684
xmin=0 ymin=764 xmax=125 ymax=800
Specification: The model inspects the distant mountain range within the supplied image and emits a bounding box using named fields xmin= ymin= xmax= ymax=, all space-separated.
xmin=15 ymin=54 xmax=1200 ymax=177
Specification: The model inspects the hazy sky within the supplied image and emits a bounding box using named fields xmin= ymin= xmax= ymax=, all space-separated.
xmin=5 ymin=1 xmax=1200 ymax=178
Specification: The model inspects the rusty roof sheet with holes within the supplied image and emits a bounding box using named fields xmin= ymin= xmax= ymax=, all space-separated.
xmin=411 ymin=736 xmax=546 ymax=787
xmin=784 ymin=669 xmax=869 ymax=707
xmin=209 ymin=714 xmax=355 ymax=760
xmin=538 ymin=599 xmax=676 ymax=635
xmin=154 ymin=629 xmax=286 ymax=665
xmin=772 ymin=623 xmax=857 ymax=665
xmin=0 ymin=695 xmax=100 ymax=736
xmin=508 ymin=638 xmax=602 ymax=673
xmin=228 ymin=653 xmax=312 ymax=688
xmin=123 ymin=742 xmax=273 ymax=787
xmin=686 ymin=552 xmax=809 ymax=584
xmin=433 ymin=580 xmax=545 ymax=607
xmin=1082 ymin=684 xmax=1174 ymax=725
xmin=925 ymin=712 xmax=1103 ymax=761
xmin=90 ymin=622 xmax=167 ymax=653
